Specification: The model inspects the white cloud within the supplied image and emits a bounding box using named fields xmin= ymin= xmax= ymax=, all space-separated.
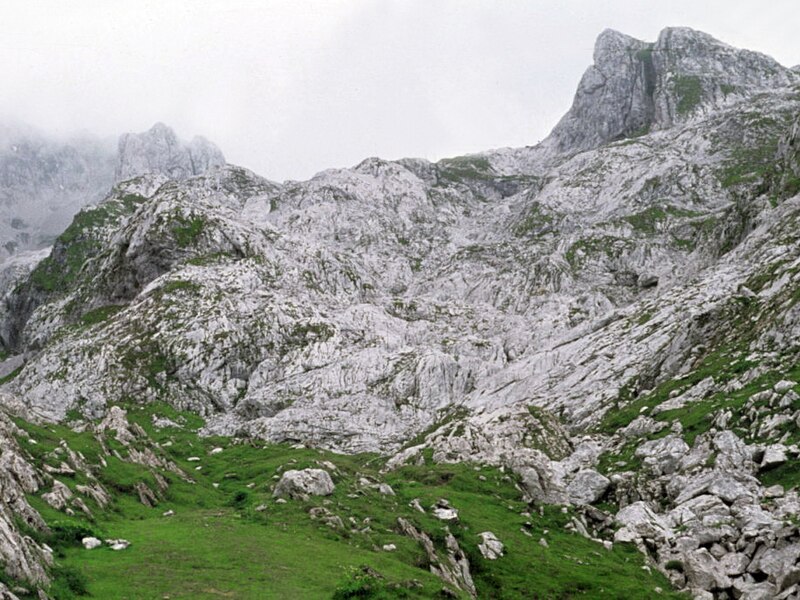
xmin=0 ymin=0 xmax=797 ymax=180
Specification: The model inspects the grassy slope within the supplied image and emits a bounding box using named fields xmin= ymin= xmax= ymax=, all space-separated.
xmin=55 ymin=511 xmax=433 ymax=599
xmin=11 ymin=403 xmax=684 ymax=600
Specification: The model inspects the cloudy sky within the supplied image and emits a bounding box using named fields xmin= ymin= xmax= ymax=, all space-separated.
xmin=1 ymin=1 xmax=797 ymax=181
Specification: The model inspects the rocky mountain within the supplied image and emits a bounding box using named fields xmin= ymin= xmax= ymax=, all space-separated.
xmin=0 ymin=123 xmax=224 ymax=263
xmin=542 ymin=27 xmax=794 ymax=156
xmin=114 ymin=122 xmax=225 ymax=183
xmin=0 ymin=26 xmax=800 ymax=599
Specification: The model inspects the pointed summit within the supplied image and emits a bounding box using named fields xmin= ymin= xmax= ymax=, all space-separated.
xmin=592 ymin=28 xmax=643 ymax=62
xmin=543 ymin=29 xmax=653 ymax=155
xmin=543 ymin=26 xmax=798 ymax=155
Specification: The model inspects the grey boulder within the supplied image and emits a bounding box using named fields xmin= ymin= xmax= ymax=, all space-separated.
xmin=273 ymin=469 xmax=335 ymax=500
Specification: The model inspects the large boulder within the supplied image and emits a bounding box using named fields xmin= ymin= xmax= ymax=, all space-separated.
xmin=566 ymin=469 xmax=610 ymax=505
xmin=719 ymin=552 xmax=749 ymax=577
xmin=668 ymin=494 xmax=730 ymax=529
xmin=273 ymin=469 xmax=335 ymax=500
xmin=670 ymin=471 xmax=758 ymax=505
xmin=635 ymin=435 xmax=689 ymax=475
xmin=712 ymin=430 xmax=754 ymax=473
xmin=477 ymin=532 xmax=504 ymax=560
xmin=753 ymin=544 xmax=800 ymax=590
xmin=81 ymin=537 xmax=102 ymax=550
xmin=683 ymin=548 xmax=731 ymax=591
xmin=615 ymin=501 xmax=673 ymax=542
xmin=760 ymin=444 xmax=788 ymax=471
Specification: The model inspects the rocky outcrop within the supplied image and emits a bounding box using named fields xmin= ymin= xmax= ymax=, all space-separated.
xmin=544 ymin=27 xmax=797 ymax=155
xmin=566 ymin=469 xmax=610 ymax=505
xmin=477 ymin=531 xmax=504 ymax=560
xmin=0 ymin=412 xmax=52 ymax=587
xmin=652 ymin=27 xmax=795 ymax=128
xmin=115 ymin=123 xmax=224 ymax=183
xmin=397 ymin=517 xmax=477 ymax=598
xmin=544 ymin=29 xmax=655 ymax=154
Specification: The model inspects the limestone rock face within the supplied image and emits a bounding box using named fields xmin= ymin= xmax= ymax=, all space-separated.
xmin=545 ymin=29 xmax=655 ymax=155
xmin=652 ymin=27 xmax=795 ymax=128
xmin=115 ymin=123 xmax=225 ymax=183
xmin=544 ymin=26 xmax=797 ymax=156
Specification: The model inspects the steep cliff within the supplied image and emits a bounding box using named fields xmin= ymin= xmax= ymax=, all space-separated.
xmin=543 ymin=27 xmax=796 ymax=156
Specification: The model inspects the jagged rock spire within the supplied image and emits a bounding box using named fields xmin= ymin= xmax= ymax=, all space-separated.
xmin=115 ymin=122 xmax=225 ymax=183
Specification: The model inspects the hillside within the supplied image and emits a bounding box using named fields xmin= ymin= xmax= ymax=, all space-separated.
xmin=1 ymin=26 xmax=800 ymax=599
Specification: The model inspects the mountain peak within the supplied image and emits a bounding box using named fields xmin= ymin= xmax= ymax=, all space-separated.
xmin=115 ymin=123 xmax=225 ymax=183
xmin=543 ymin=26 xmax=797 ymax=155
xmin=147 ymin=121 xmax=174 ymax=135
xmin=593 ymin=28 xmax=644 ymax=60
xmin=654 ymin=26 xmax=732 ymax=53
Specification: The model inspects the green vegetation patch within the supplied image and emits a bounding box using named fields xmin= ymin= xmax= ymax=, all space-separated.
xmin=10 ymin=403 xmax=684 ymax=600
xmin=287 ymin=321 xmax=335 ymax=346
xmin=719 ymin=137 xmax=781 ymax=189
xmin=716 ymin=111 xmax=797 ymax=192
xmin=566 ymin=236 xmax=632 ymax=270
xmin=673 ymin=75 xmax=703 ymax=115
xmin=626 ymin=123 xmax=652 ymax=139
xmin=623 ymin=205 xmax=705 ymax=235
xmin=0 ymin=366 xmax=22 ymax=385
xmin=119 ymin=344 xmax=174 ymax=392
xmin=158 ymin=280 xmax=202 ymax=296
xmin=79 ymin=305 xmax=125 ymax=328
xmin=28 ymin=194 xmax=147 ymax=294
xmin=185 ymin=252 xmax=236 ymax=267
xmin=171 ymin=215 xmax=206 ymax=247
xmin=513 ymin=203 xmax=554 ymax=237
xmin=437 ymin=156 xmax=494 ymax=183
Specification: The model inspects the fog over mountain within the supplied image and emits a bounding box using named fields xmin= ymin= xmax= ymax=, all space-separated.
xmin=0 ymin=1 xmax=797 ymax=181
